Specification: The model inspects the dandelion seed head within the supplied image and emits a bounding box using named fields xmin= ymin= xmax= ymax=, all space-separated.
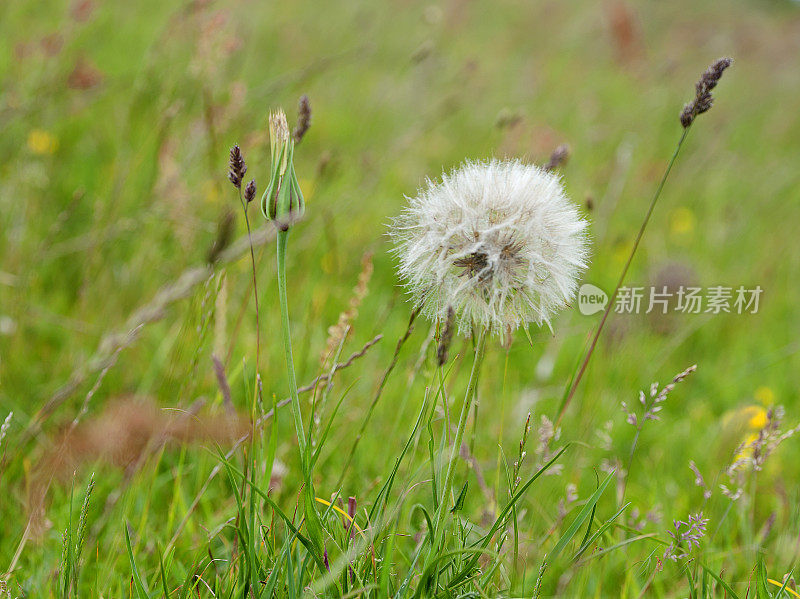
xmin=390 ymin=159 xmax=590 ymax=336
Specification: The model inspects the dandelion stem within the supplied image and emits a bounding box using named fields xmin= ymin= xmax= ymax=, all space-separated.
xmin=276 ymin=228 xmax=327 ymax=558
xmin=427 ymin=329 xmax=487 ymax=562
xmin=556 ymin=128 xmax=691 ymax=426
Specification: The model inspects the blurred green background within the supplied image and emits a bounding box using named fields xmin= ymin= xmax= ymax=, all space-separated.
xmin=1 ymin=0 xmax=799 ymax=594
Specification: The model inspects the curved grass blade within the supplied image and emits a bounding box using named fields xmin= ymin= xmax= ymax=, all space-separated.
xmin=548 ymin=470 xmax=614 ymax=566
xmin=572 ymin=503 xmax=629 ymax=562
xmin=217 ymin=450 xmax=327 ymax=573
xmin=124 ymin=522 xmax=150 ymax=599
xmin=447 ymin=445 xmax=569 ymax=590
xmin=413 ymin=547 xmax=498 ymax=599
xmin=756 ymin=553 xmax=771 ymax=599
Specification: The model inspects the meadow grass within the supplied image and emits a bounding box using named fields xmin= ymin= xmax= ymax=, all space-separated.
xmin=2 ymin=0 xmax=800 ymax=596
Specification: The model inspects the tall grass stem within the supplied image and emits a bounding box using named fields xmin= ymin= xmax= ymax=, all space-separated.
xmin=556 ymin=128 xmax=691 ymax=426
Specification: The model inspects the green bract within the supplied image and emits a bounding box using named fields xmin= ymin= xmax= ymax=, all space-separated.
xmin=261 ymin=110 xmax=305 ymax=230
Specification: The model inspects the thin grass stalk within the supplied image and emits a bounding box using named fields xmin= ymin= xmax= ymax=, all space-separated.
xmin=336 ymin=306 xmax=420 ymax=488
xmin=555 ymin=128 xmax=691 ymax=426
xmin=235 ymin=188 xmax=263 ymax=584
xmin=237 ymin=188 xmax=261 ymax=402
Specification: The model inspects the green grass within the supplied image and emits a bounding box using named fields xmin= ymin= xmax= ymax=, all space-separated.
xmin=2 ymin=0 xmax=800 ymax=596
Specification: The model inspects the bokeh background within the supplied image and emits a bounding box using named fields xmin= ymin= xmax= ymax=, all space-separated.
xmin=1 ymin=0 xmax=800 ymax=593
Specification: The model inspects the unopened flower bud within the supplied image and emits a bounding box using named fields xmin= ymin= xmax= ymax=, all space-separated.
xmin=261 ymin=109 xmax=305 ymax=231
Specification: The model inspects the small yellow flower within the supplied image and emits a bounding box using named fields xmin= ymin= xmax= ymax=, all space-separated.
xmin=754 ymin=386 xmax=774 ymax=406
xmin=27 ymin=129 xmax=58 ymax=155
xmin=735 ymin=431 xmax=761 ymax=462
xmin=743 ymin=405 xmax=768 ymax=430
xmin=726 ymin=405 xmax=768 ymax=461
xmin=669 ymin=207 xmax=696 ymax=237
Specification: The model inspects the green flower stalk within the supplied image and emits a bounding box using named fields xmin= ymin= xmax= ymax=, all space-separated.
xmin=261 ymin=108 xmax=324 ymax=558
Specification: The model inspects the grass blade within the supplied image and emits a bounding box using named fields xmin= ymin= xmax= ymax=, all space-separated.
xmin=124 ymin=522 xmax=150 ymax=599
xmin=700 ymin=564 xmax=740 ymax=599
xmin=548 ymin=470 xmax=615 ymax=565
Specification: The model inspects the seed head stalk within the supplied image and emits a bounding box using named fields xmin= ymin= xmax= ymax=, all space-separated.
xmin=276 ymin=228 xmax=306 ymax=459
xmin=277 ymin=228 xmax=326 ymax=557
xmin=427 ymin=328 xmax=487 ymax=563
xmin=227 ymin=145 xmax=261 ymax=415
xmin=264 ymin=107 xmax=324 ymax=557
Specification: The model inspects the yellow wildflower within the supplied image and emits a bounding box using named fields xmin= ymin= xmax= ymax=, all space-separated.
xmin=27 ymin=129 xmax=58 ymax=155
xmin=754 ymin=386 xmax=775 ymax=406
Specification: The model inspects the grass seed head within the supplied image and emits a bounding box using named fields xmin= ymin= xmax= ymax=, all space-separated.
xmin=680 ymin=57 xmax=733 ymax=128
xmin=544 ymin=143 xmax=570 ymax=172
xmin=227 ymin=144 xmax=247 ymax=189
xmin=243 ymin=178 xmax=256 ymax=203
xmin=436 ymin=306 xmax=455 ymax=366
xmin=293 ymin=94 xmax=312 ymax=144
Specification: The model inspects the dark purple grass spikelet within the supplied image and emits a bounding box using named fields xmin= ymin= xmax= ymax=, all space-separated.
xmin=436 ymin=306 xmax=456 ymax=366
xmin=228 ymin=144 xmax=247 ymax=189
xmin=680 ymin=57 xmax=733 ymax=128
xmin=243 ymin=179 xmax=256 ymax=203
xmin=292 ymin=95 xmax=311 ymax=144
xmin=544 ymin=144 xmax=570 ymax=172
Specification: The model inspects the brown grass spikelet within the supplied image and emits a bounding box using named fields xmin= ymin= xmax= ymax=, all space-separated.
xmin=680 ymin=57 xmax=733 ymax=128
xmin=227 ymin=144 xmax=247 ymax=189
xmin=292 ymin=94 xmax=312 ymax=144
xmin=320 ymin=252 xmax=374 ymax=364
xmin=543 ymin=144 xmax=570 ymax=172
xmin=243 ymin=179 xmax=257 ymax=203
xmin=436 ymin=306 xmax=455 ymax=366
xmin=212 ymin=354 xmax=234 ymax=414
xmin=67 ymin=55 xmax=104 ymax=90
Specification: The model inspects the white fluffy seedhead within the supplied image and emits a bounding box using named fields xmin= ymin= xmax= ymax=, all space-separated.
xmin=390 ymin=159 xmax=590 ymax=337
